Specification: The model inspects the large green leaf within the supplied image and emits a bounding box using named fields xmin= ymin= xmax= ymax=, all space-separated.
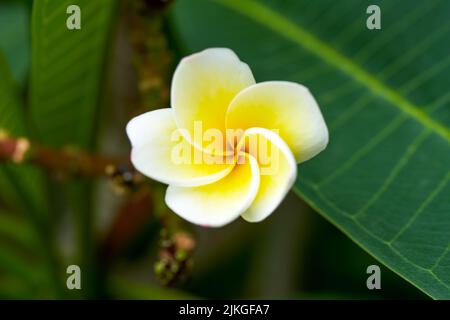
xmin=169 ymin=0 xmax=450 ymax=298
xmin=30 ymin=0 xmax=118 ymax=298
xmin=31 ymin=0 xmax=118 ymax=149
xmin=0 ymin=0 xmax=31 ymax=86
xmin=0 ymin=210 xmax=49 ymax=297
xmin=0 ymin=53 xmax=56 ymax=297
xmin=0 ymin=53 xmax=48 ymax=220
xmin=0 ymin=210 xmax=38 ymax=251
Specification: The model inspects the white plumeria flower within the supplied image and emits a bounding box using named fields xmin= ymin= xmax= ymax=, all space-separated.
xmin=126 ymin=48 xmax=328 ymax=227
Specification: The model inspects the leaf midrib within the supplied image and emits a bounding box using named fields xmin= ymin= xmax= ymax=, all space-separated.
xmin=214 ymin=0 xmax=450 ymax=141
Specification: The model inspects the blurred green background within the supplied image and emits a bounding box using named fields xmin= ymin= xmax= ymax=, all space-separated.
xmin=1 ymin=0 xmax=449 ymax=299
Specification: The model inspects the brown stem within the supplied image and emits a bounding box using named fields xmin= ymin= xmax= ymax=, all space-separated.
xmin=0 ymin=132 xmax=143 ymax=189
xmin=32 ymin=145 xmax=123 ymax=177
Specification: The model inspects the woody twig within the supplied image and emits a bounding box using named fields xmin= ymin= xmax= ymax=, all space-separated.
xmin=0 ymin=130 xmax=143 ymax=191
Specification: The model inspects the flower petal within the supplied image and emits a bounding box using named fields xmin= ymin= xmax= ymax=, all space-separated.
xmin=127 ymin=109 xmax=234 ymax=187
xmin=165 ymin=153 xmax=260 ymax=227
xmin=226 ymin=81 xmax=328 ymax=163
xmin=237 ymin=128 xmax=297 ymax=223
xmin=171 ymin=48 xmax=255 ymax=154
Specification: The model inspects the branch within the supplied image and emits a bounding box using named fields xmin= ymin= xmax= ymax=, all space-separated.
xmin=0 ymin=131 xmax=143 ymax=190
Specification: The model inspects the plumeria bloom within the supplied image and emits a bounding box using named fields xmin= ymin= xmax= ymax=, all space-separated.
xmin=126 ymin=48 xmax=328 ymax=227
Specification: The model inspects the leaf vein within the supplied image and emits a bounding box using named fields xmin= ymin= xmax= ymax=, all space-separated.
xmin=216 ymin=0 xmax=450 ymax=141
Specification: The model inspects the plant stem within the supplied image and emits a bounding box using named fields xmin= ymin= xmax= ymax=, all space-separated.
xmin=0 ymin=133 xmax=143 ymax=184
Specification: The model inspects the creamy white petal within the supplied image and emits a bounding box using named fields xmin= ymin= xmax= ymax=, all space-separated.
xmin=165 ymin=153 xmax=260 ymax=227
xmin=171 ymin=48 xmax=255 ymax=154
xmin=126 ymin=109 xmax=234 ymax=187
xmin=238 ymin=128 xmax=297 ymax=222
xmin=226 ymin=81 xmax=328 ymax=163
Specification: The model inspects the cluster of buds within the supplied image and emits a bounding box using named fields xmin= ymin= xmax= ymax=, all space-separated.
xmin=154 ymin=229 xmax=195 ymax=286
xmin=127 ymin=0 xmax=173 ymax=111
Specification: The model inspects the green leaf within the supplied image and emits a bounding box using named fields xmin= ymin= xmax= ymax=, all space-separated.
xmin=169 ymin=0 xmax=450 ymax=298
xmin=0 ymin=210 xmax=38 ymax=251
xmin=0 ymin=0 xmax=31 ymax=86
xmin=0 ymin=275 xmax=34 ymax=299
xmin=30 ymin=0 xmax=118 ymax=149
xmin=0 ymin=52 xmax=48 ymax=219
xmin=30 ymin=0 xmax=118 ymax=298
xmin=30 ymin=0 xmax=118 ymax=297
xmin=109 ymin=276 xmax=198 ymax=300
xmin=0 ymin=51 xmax=61 ymax=295
xmin=0 ymin=245 xmax=47 ymax=290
